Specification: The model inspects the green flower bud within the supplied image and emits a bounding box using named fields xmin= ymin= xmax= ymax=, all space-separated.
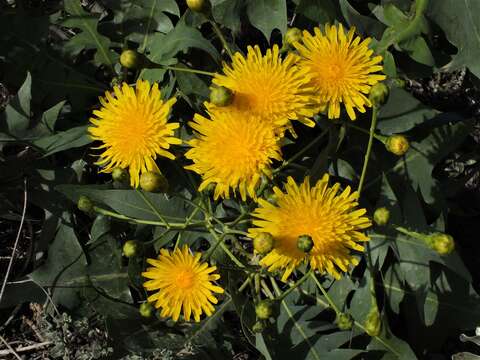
xmin=426 ymin=233 xmax=455 ymax=255
xmin=209 ymin=85 xmax=233 ymax=107
xmin=284 ymin=27 xmax=302 ymax=47
xmin=112 ymin=167 xmax=129 ymax=183
xmin=253 ymin=232 xmax=275 ymax=255
xmin=140 ymin=171 xmax=169 ymax=193
xmin=391 ymin=78 xmax=406 ymax=89
xmin=252 ymin=321 xmax=265 ymax=333
xmin=335 ymin=312 xmax=354 ymax=331
xmin=373 ymin=207 xmax=390 ymax=226
xmin=139 ymin=302 xmax=154 ymax=318
xmin=123 ymin=240 xmax=139 ymax=258
xmin=120 ymin=50 xmax=143 ymax=69
xmin=386 ymin=134 xmax=409 ymax=156
xmin=255 ymin=300 xmax=274 ymax=320
xmin=369 ymin=82 xmax=390 ymax=107
xmin=186 ymin=0 xmax=207 ymax=13
xmin=297 ymin=234 xmax=314 ymax=253
xmin=364 ymin=307 xmax=381 ymax=337
xmin=78 ymin=195 xmax=94 ymax=214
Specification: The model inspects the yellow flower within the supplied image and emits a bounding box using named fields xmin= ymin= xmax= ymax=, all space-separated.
xmin=88 ymin=80 xmax=181 ymax=188
xmin=294 ymin=24 xmax=386 ymax=120
xmin=249 ymin=175 xmax=371 ymax=281
xmin=142 ymin=246 xmax=224 ymax=322
xmin=209 ymin=44 xmax=317 ymax=130
xmin=185 ymin=109 xmax=282 ymax=201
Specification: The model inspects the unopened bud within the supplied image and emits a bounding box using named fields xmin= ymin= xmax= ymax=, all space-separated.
xmin=186 ymin=0 xmax=207 ymax=13
xmin=252 ymin=321 xmax=265 ymax=333
xmin=123 ymin=240 xmax=139 ymax=258
xmin=78 ymin=195 xmax=94 ymax=214
xmin=140 ymin=171 xmax=169 ymax=193
xmin=139 ymin=302 xmax=154 ymax=318
xmin=426 ymin=233 xmax=455 ymax=255
xmin=255 ymin=300 xmax=274 ymax=320
xmin=369 ymin=82 xmax=390 ymax=107
xmin=336 ymin=312 xmax=354 ymax=330
xmin=112 ymin=167 xmax=129 ymax=183
xmin=386 ymin=134 xmax=409 ymax=156
xmin=253 ymin=232 xmax=275 ymax=255
xmin=209 ymin=85 xmax=233 ymax=107
xmin=120 ymin=50 xmax=143 ymax=69
xmin=297 ymin=234 xmax=314 ymax=253
xmin=284 ymin=27 xmax=302 ymax=47
xmin=373 ymin=207 xmax=390 ymax=226
xmin=364 ymin=307 xmax=381 ymax=337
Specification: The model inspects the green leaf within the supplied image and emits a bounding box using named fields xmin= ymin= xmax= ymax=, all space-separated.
xmin=246 ymin=0 xmax=287 ymax=41
xmin=0 ymin=72 xmax=31 ymax=137
xmin=400 ymin=36 xmax=434 ymax=66
xmin=30 ymin=213 xmax=87 ymax=308
xmin=295 ymin=0 xmax=337 ymax=24
xmin=62 ymin=0 xmax=115 ymax=67
xmin=339 ymin=0 xmax=385 ymax=39
xmin=367 ymin=321 xmax=417 ymax=360
xmin=428 ymin=0 xmax=480 ymax=78
xmin=211 ymin=0 xmax=243 ymax=34
xmin=33 ymin=125 xmax=92 ymax=157
xmin=377 ymin=88 xmax=438 ymax=134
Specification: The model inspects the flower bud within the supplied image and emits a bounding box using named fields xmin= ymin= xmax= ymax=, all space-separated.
xmin=120 ymin=50 xmax=143 ymax=69
xmin=364 ymin=307 xmax=381 ymax=337
xmin=284 ymin=27 xmax=302 ymax=47
xmin=385 ymin=134 xmax=409 ymax=156
xmin=255 ymin=300 xmax=274 ymax=320
xmin=209 ymin=85 xmax=233 ymax=107
xmin=252 ymin=321 xmax=265 ymax=333
xmin=369 ymin=82 xmax=390 ymax=107
xmin=426 ymin=233 xmax=455 ymax=255
xmin=78 ymin=195 xmax=94 ymax=214
xmin=140 ymin=171 xmax=169 ymax=193
xmin=335 ymin=312 xmax=354 ymax=330
xmin=112 ymin=167 xmax=129 ymax=183
xmin=123 ymin=240 xmax=139 ymax=258
xmin=373 ymin=207 xmax=390 ymax=226
xmin=139 ymin=302 xmax=154 ymax=318
xmin=391 ymin=78 xmax=406 ymax=89
xmin=186 ymin=0 xmax=207 ymax=13
xmin=297 ymin=234 xmax=314 ymax=253
xmin=253 ymin=232 xmax=275 ymax=255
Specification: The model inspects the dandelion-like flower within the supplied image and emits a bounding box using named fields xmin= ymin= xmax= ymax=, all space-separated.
xmin=142 ymin=246 xmax=224 ymax=322
xmin=210 ymin=44 xmax=317 ymax=130
xmin=185 ymin=110 xmax=282 ymax=201
xmin=294 ymin=24 xmax=386 ymax=120
xmin=89 ymin=80 xmax=181 ymax=188
xmin=249 ymin=175 xmax=371 ymax=281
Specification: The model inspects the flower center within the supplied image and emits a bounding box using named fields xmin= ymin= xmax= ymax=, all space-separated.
xmin=325 ymin=63 xmax=345 ymax=82
xmin=175 ymin=269 xmax=195 ymax=289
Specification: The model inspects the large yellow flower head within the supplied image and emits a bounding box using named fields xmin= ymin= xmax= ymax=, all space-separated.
xmin=185 ymin=109 xmax=282 ymax=201
xmin=249 ymin=175 xmax=371 ymax=281
xmin=210 ymin=44 xmax=317 ymax=130
xmin=88 ymin=80 xmax=181 ymax=188
xmin=142 ymin=246 xmax=224 ymax=322
xmin=294 ymin=24 xmax=386 ymax=120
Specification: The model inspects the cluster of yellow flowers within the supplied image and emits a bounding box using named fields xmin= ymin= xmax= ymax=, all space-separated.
xmin=88 ymin=24 xmax=384 ymax=322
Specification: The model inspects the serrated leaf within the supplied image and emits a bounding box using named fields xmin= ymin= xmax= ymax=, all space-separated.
xmin=62 ymin=0 xmax=115 ymax=67
xmin=428 ymin=0 xmax=480 ymax=78
xmin=246 ymin=0 xmax=287 ymax=41
xmin=339 ymin=0 xmax=385 ymax=39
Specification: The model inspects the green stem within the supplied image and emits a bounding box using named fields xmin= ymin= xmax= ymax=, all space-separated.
xmin=342 ymin=121 xmax=387 ymax=144
xmin=310 ymin=273 xmax=341 ymax=314
xmin=163 ymin=65 xmax=216 ymax=77
xmin=394 ymin=225 xmax=427 ymax=242
xmin=274 ymin=126 xmax=330 ymax=175
xmin=357 ymin=107 xmax=378 ymax=196
xmin=276 ymin=270 xmax=312 ymax=301
xmin=209 ymin=20 xmax=234 ymax=59
xmin=137 ymin=190 xmax=170 ymax=228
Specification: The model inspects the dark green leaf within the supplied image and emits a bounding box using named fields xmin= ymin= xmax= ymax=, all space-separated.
xmin=246 ymin=0 xmax=287 ymax=41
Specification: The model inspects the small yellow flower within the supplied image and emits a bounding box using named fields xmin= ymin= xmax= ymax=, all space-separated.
xmin=209 ymin=44 xmax=317 ymax=131
xmin=89 ymin=80 xmax=181 ymax=188
xmin=249 ymin=175 xmax=371 ymax=281
xmin=294 ymin=24 xmax=386 ymax=120
xmin=185 ymin=109 xmax=282 ymax=201
xmin=142 ymin=246 xmax=224 ymax=322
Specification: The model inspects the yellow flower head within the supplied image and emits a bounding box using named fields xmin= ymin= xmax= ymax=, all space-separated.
xmin=210 ymin=44 xmax=317 ymax=130
xmin=142 ymin=245 xmax=224 ymax=322
xmin=249 ymin=175 xmax=371 ymax=281
xmin=185 ymin=109 xmax=282 ymax=201
xmin=294 ymin=24 xmax=386 ymax=120
xmin=88 ymin=80 xmax=181 ymax=188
